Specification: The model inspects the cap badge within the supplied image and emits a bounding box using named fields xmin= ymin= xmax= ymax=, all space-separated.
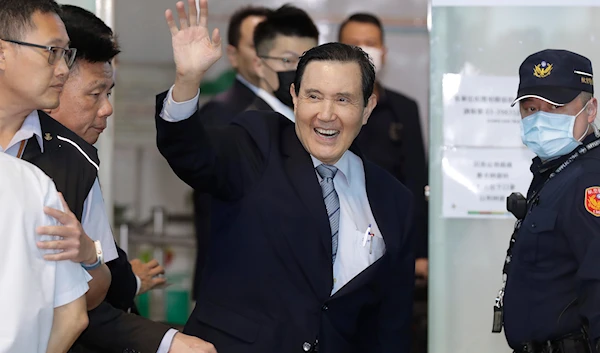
xmin=533 ymin=61 xmax=553 ymax=78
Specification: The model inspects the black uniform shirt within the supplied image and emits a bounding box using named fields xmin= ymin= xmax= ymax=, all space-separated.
xmin=504 ymin=134 xmax=600 ymax=347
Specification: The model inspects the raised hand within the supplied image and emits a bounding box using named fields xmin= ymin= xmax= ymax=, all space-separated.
xmin=165 ymin=0 xmax=222 ymax=101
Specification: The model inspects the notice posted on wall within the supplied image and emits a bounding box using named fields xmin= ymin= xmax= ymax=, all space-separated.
xmin=442 ymin=147 xmax=535 ymax=219
xmin=442 ymin=74 xmax=522 ymax=148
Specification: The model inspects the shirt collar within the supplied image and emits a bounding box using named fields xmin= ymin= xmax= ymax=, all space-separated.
xmin=236 ymin=74 xmax=260 ymax=95
xmin=255 ymin=88 xmax=295 ymax=122
xmin=311 ymin=150 xmax=353 ymax=187
xmin=4 ymin=110 xmax=44 ymax=153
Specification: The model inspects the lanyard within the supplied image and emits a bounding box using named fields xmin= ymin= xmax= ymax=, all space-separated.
xmin=493 ymin=138 xmax=600 ymax=332
xmin=503 ymin=137 xmax=600 ymax=277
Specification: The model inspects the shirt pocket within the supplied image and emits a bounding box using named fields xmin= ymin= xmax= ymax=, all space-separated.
xmin=519 ymin=208 xmax=558 ymax=267
xmin=352 ymin=230 xmax=386 ymax=268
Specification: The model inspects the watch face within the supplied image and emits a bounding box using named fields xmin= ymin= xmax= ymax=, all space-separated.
xmin=94 ymin=240 xmax=104 ymax=264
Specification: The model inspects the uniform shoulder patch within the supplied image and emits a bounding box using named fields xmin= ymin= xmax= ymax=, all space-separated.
xmin=584 ymin=187 xmax=600 ymax=217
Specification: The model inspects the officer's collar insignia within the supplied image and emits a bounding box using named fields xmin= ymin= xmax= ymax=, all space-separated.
xmin=533 ymin=61 xmax=553 ymax=78
xmin=44 ymin=133 xmax=52 ymax=141
xmin=584 ymin=187 xmax=600 ymax=217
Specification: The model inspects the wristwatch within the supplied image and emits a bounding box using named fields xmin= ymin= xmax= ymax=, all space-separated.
xmin=81 ymin=240 xmax=104 ymax=270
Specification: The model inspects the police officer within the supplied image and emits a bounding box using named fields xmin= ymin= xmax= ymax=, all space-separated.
xmin=496 ymin=49 xmax=600 ymax=353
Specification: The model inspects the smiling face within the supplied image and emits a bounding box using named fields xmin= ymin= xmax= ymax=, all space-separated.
xmin=49 ymin=60 xmax=114 ymax=144
xmin=291 ymin=60 xmax=377 ymax=164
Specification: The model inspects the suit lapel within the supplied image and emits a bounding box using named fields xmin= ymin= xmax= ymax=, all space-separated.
xmin=279 ymin=132 xmax=403 ymax=299
xmin=245 ymin=97 xmax=274 ymax=113
xmin=281 ymin=125 xmax=333 ymax=268
xmin=329 ymin=155 xmax=401 ymax=300
xmin=364 ymin=160 xmax=401 ymax=264
xmin=254 ymin=97 xmax=273 ymax=112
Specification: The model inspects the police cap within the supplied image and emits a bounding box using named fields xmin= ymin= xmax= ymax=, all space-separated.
xmin=511 ymin=49 xmax=594 ymax=107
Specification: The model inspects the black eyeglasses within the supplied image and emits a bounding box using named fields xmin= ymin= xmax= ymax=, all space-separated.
xmin=1 ymin=39 xmax=77 ymax=68
xmin=259 ymin=55 xmax=301 ymax=67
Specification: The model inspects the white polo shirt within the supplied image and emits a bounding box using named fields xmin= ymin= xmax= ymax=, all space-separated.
xmin=0 ymin=152 xmax=91 ymax=353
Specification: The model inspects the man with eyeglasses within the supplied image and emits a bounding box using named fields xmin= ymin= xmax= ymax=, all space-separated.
xmin=47 ymin=5 xmax=217 ymax=353
xmin=0 ymin=0 xmax=116 ymax=316
xmin=244 ymin=4 xmax=318 ymax=121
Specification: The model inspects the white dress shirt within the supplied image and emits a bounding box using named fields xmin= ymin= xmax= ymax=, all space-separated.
xmin=311 ymin=153 xmax=386 ymax=294
xmin=161 ymin=89 xmax=386 ymax=296
xmin=0 ymin=111 xmax=118 ymax=263
xmin=0 ymin=152 xmax=91 ymax=353
xmin=254 ymin=87 xmax=295 ymax=122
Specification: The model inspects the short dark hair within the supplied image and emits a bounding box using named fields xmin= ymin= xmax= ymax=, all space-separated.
xmin=253 ymin=4 xmax=319 ymax=56
xmin=59 ymin=5 xmax=120 ymax=64
xmin=338 ymin=13 xmax=384 ymax=42
xmin=0 ymin=0 xmax=61 ymax=40
xmin=227 ymin=6 xmax=272 ymax=47
xmin=294 ymin=42 xmax=375 ymax=106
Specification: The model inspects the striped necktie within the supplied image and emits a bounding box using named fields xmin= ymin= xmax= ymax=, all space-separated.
xmin=316 ymin=164 xmax=340 ymax=263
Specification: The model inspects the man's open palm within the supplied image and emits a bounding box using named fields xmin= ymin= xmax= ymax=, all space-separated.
xmin=165 ymin=0 xmax=222 ymax=81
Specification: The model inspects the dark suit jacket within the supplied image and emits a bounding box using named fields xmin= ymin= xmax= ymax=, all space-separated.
xmin=244 ymin=96 xmax=272 ymax=113
xmin=356 ymin=85 xmax=428 ymax=259
xmin=105 ymin=246 xmax=138 ymax=314
xmin=199 ymin=77 xmax=258 ymax=125
xmin=156 ymin=91 xmax=415 ymax=353
xmin=192 ymin=78 xmax=259 ymax=299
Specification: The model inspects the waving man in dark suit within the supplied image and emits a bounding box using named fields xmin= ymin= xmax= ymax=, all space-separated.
xmin=156 ymin=1 xmax=416 ymax=352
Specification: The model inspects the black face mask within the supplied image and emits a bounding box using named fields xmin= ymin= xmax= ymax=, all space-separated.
xmin=274 ymin=70 xmax=296 ymax=108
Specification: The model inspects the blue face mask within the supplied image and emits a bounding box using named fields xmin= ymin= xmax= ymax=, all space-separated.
xmin=520 ymin=103 xmax=589 ymax=160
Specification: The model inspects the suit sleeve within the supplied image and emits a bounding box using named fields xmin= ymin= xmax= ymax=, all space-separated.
xmin=105 ymin=245 xmax=138 ymax=312
xmin=377 ymin=191 xmax=416 ymax=352
xmin=155 ymin=91 xmax=265 ymax=201
xmin=565 ymin=171 xmax=600 ymax=342
xmin=76 ymin=301 xmax=171 ymax=353
xmin=199 ymin=100 xmax=235 ymax=127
